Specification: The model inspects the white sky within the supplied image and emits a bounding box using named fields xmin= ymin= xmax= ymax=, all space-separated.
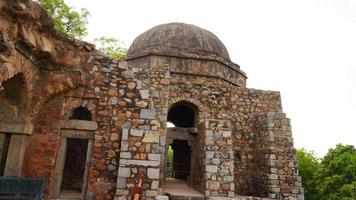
xmin=67 ymin=0 xmax=356 ymax=157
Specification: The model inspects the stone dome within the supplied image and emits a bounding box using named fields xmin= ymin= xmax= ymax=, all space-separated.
xmin=127 ymin=22 xmax=230 ymax=60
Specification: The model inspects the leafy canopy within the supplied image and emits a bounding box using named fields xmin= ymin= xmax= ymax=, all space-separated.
xmin=316 ymin=144 xmax=356 ymax=200
xmin=94 ymin=37 xmax=128 ymax=59
xmin=38 ymin=0 xmax=89 ymax=39
xmin=38 ymin=0 xmax=127 ymax=58
xmin=297 ymin=149 xmax=320 ymax=200
xmin=297 ymin=145 xmax=356 ymax=200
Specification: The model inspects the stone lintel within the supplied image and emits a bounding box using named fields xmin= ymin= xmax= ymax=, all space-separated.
xmin=0 ymin=122 xmax=33 ymax=135
xmin=60 ymin=119 xmax=98 ymax=131
xmin=119 ymin=159 xmax=160 ymax=167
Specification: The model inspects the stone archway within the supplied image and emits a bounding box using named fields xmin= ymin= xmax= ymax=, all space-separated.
xmin=164 ymin=101 xmax=199 ymax=185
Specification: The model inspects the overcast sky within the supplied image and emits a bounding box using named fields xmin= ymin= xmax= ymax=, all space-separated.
xmin=67 ymin=0 xmax=356 ymax=157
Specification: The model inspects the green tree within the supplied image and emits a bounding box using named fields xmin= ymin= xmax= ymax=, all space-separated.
xmin=165 ymin=146 xmax=174 ymax=178
xmin=94 ymin=37 xmax=128 ymax=59
xmin=38 ymin=0 xmax=127 ymax=58
xmin=316 ymin=144 xmax=356 ymax=200
xmin=38 ymin=0 xmax=89 ymax=38
xmin=297 ymin=148 xmax=321 ymax=200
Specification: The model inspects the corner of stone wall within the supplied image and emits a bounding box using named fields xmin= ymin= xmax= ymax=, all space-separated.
xmin=256 ymin=112 xmax=304 ymax=200
xmin=115 ymin=66 xmax=170 ymax=200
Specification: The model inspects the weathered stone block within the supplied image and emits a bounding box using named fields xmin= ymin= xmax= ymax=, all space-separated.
xmin=147 ymin=168 xmax=160 ymax=179
xmin=206 ymin=165 xmax=218 ymax=173
xmin=206 ymin=151 xmax=214 ymax=159
xmin=142 ymin=130 xmax=160 ymax=143
xmin=140 ymin=109 xmax=156 ymax=119
xmin=130 ymin=129 xmax=144 ymax=137
xmin=155 ymin=196 xmax=169 ymax=200
xmin=268 ymin=174 xmax=279 ymax=180
xmin=151 ymin=180 xmax=159 ymax=189
xmin=222 ymin=131 xmax=232 ymax=137
xmin=148 ymin=153 xmax=161 ymax=161
xmin=140 ymin=89 xmax=150 ymax=99
xmin=121 ymin=141 xmax=129 ymax=151
xmin=118 ymin=167 xmax=130 ymax=178
xmin=206 ymin=181 xmax=220 ymax=190
xmin=122 ymin=128 xmax=129 ymax=140
xmin=120 ymin=152 xmax=131 ymax=159
xmin=116 ymin=177 xmax=126 ymax=189
xmin=223 ymin=176 xmax=234 ymax=183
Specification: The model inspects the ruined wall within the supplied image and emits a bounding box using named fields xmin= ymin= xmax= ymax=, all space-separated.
xmin=167 ymin=72 xmax=282 ymax=197
xmin=256 ymin=113 xmax=303 ymax=199
xmin=117 ymin=55 xmax=303 ymax=199
xmin=0 ymin=1 xmax=303 ymax=200
xmin=0 ymin=1 xmax=128 ymax=199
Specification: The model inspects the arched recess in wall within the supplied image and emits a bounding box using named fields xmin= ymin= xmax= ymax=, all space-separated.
xmin=69 ymin=106 xmax=92 ymax=121
xmin=0 ymin=72 xmax=29 ymax=176
xmin=0 ymin=73 xmax=28 ymax=122
xmin=167 ymin=101 xmax=199 ymax=128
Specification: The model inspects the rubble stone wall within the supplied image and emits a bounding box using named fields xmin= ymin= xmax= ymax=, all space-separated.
xmin=256 ymin=113 xmax=303 ymax=199
xmin=0 ymin=1 xmax=303 ymax=200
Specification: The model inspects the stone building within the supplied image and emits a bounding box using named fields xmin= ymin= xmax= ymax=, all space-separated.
xmin=0 ymin=0 xmax=303 ymax=199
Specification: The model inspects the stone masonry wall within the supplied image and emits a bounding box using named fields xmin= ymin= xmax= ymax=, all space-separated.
xmin=256 ymin=113 xmax=304 ymax=200
xmin=115 ymin=65 xmax=170 ymax=199
xmin=204 ymin=120 xmax=235 ymax=197
xmin=0 ymin=1 xmax=303 ymax=199
xmin=21 ymin=54 xmax=136 ymax=200
xmin=121 ymin=55 xmax=303 ymax=199
xmin=22 ymin=88 xmax=98 ymax=196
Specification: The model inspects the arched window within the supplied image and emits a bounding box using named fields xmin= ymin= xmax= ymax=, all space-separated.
xmin=70 ymin=106 xmax=92 ymax=121
xmin=167 ymin=101 xmax=198 ymax=128
xmin=0 ymin=73 xmax=26 ymax=105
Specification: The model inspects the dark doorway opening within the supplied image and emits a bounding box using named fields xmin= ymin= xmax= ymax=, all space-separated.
xmin=171 ymin=140 xmax=191 ymax=180
xmin=61 ymin=138 xmax=88 ymax=193
xmin=0 ymin=133 xmax=11 ymax=176
xmin=167 ymin=102 xmax=196 ymax=128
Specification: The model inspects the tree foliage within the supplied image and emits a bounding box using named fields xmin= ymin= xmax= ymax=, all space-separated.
xmin=315 ymin=145 xmax=356 ymax=200
xmin=38 ymin=0 xmax=89 ymax=39
xmin=38 ymin=0 xmax=127 ymax=58
xmin=94 ymin=37 xmax=128 ymax=59
xmin=297 ymin=149 xmax=320 ymax=200
xmin=297 ymin=145 xmax=356 ymax=200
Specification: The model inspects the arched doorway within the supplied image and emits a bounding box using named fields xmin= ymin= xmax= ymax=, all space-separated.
xmin=53 ymin=105 xmax=95 ymax=199
xmin=165 ymin=101 xmax=198 ymax=182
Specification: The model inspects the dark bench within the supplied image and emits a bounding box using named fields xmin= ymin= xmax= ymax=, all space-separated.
xmin=0 ymin=177 xmax=45 ymax=200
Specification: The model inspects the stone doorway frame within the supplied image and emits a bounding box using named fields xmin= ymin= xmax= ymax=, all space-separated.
xmin=164 ymin=127 xmax=197 ymax=186
xmin=0 ymin=122 xmax=31 ymax=177
xmin=51 ymin=120 xmax=97 ymax=200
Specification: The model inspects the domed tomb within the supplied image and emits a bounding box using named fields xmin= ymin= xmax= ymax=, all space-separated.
xmin=126 ymin=22 xmax=247 ymax=87
xmin=127 ymin=22 xmax=230 ymax=60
